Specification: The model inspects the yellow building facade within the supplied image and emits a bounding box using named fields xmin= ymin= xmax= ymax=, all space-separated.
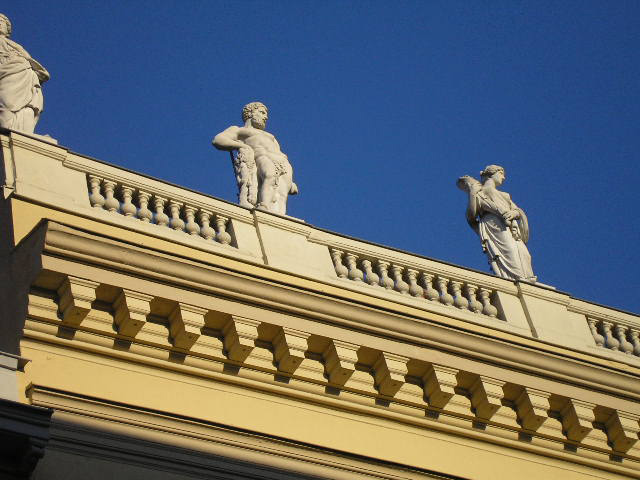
xmin=1 ymin=129 xmax=639 ymax=479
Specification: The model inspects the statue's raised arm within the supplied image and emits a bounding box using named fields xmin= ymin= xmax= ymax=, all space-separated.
xmin=211 ymin=102 xmax=297 ymax=215
xmin=0 ymin=14 xmax=49 ymax=134
xmin=457 ymin=165 xmax=536 ymax=282
xmin=212 ymin=125 xmax=245 ymax=151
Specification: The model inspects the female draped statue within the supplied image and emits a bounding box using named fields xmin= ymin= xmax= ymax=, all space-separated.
xmin=457 ymin=165 xmax=536 ymax=282
xmin=0 ymin=14 xmax=49 ymax=133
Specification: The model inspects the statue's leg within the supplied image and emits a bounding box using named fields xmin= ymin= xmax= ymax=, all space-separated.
xmin=275 ymin=172 xmax=293 ymax=215
xmin=248 ymin=166 xmax=258 ymax=205
xmin=281 ymin=163 xmax=297 ymax=215
xmin=256 ymin=156 xmax=277 ymax=212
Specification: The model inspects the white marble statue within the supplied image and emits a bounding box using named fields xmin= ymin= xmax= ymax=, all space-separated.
xmin=457 ymin=165 xmax=536 ymax=282
xmin=0 ymin=14 xmax=49 ymax=133
xmin=212 ymin=102 xmax=298 ymax=215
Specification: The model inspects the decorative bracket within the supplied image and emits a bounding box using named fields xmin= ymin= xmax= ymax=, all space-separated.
xmin=467 ymin=375 xmax=505 ymax=421
xmin=322 ymin=340 xmax=359 ymax=386
xmin=512 ymin=387 xmax=551 ymax=432
xmin=372 ymin=352 xmax=409 ymax=397
xmin=422 ymin=364 xmax=458 ymax=409
xmin=559 ymin=398 xmax=595 ymax=443
xmin=169 ymin=303 xmax=207 ymax=350
xmin=222 ymin=316 xmax=260 ymax=362
xmin=113 ymin=289 xmax=153 ymax=338
xmin=57 ymin=276 xmax=98 ymax=326
xmin=273 ymin=327 xmax=310 ymax=374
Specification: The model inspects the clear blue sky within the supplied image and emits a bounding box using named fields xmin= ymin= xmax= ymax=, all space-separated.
xmin=6 ymin=1 xmax=639 ymax=313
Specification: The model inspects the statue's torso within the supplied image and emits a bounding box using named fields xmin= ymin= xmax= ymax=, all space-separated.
xmin=0 ymin=37 xmax=30 ymax=66
xmin=479 ymin=187 xmax=512 ymax=214
xmin=238 ymin=127 xmax=288 ymax=161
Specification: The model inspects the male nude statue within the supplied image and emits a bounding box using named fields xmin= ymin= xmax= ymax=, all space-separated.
xmin=212 ymin=102 xmax=298 ymax=215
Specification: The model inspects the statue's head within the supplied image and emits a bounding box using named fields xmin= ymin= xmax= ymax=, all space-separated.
xmin=242 ymin=102 xmax=268 ymax=130
xmin=0 ymin=14 xmax=11 ymax=37
xmin=480 ymin=164 xmax=505 ymax=186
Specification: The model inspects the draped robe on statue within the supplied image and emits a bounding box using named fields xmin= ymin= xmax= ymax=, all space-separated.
xmin=0 ymin=36 xmax=46 ymax=133
xmin=471 ymin=187 xmax=536 ymax=282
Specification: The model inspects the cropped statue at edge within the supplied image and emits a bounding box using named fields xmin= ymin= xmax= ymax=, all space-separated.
xmin=0 ymin=14 xmax=49 ymax=134
xmin=212 ymin=102 xmax=298 ymax=215
xmin=457 ymin=165 xmax=536 ymax=282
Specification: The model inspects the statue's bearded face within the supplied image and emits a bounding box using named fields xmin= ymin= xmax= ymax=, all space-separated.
xmin=250 ymin=106 xmax=268 ymax=130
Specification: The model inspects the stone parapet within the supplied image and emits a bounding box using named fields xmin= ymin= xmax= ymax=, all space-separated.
xmin=1 ymin=129 xmax=638 ymax=367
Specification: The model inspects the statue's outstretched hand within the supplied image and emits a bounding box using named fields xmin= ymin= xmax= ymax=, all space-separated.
xmin=289 ymin=182 xmax=299 ymax=195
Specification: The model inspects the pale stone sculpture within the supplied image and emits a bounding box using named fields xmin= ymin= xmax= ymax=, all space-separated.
xmin=0 ymin=14 xmax=49 ymax=133
xmin=457 ymin=165 xmax=536 ymax=282
xmin=212 ymin=102 xmax=298 ymax=215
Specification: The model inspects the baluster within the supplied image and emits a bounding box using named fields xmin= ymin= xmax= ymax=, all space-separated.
xmin=629 ymin=329 xmax=640 ymax=356
xmin=586 ymin=318 xmax=604 ymax=347
xmin=406 ymin=269 xmax=423 ymax=297
xmin=450 ymin=281 xmax=469 ymax=310
xmin=168 ymin=201 xmax=185 ymax=231
xmin=153 ymin=196 xmax=169 ymax=227
xmin=361 ymin=259 xmax=379 ymax=286
xmin=330 ymin=249 xmax=348 ymax=278
xmin=184 ymin=206 xmax=200 ymax=236
xmin=215 ymin=215 xmax=232 ymax=245
xmin=198 ymin=210 xmax=216 ymax=241
xmin=136 ymin=190 xmax=153 ymax=222
xmin=614 ymin=325 xmax=633 ymax=354
xmin=345 ymin=253 xmax=364 ymax=282
xmin=391 ymin=265 xmax=409 ymax=294
xmin=88 ymin=175 xmax=105 ymax=209
xmin=478 ymin=288 xmax=498 ymax=318
xmin=376 ymin=261 xmax=395 ymax=290
xmin=419 ymin=273 xmax=440 ymax=302
xmin=601 ymin=321 xmax=620 ymax=351
xmin=464 ymin=284 xmax=483 ymax=314
xmin=120 ymin=186 xmax=136 ymax=217
xmin=436 ymin=276 xmax=454 ymax=306
xmin=102 ymin=180 xmax=120 ymax=213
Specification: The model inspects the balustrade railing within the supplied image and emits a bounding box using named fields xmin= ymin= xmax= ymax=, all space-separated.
xmin=329 ymin=247 xmax=500 ymax=319
xmin=587 ymin=317 xmax=640 ymax=357
xmin=86 ymin=174 xmax=235 ymax=247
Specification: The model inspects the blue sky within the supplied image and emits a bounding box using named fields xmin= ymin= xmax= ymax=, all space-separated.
xmin=5 ymin=1 xmax=639 ymax=313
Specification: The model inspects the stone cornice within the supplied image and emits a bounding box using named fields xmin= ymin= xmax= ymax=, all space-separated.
xmin=25 ymin=220 xmax=640 ymax=401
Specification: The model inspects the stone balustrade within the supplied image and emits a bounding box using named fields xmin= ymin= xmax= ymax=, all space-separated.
xmin=587 ymin=316 xmax=640 ymax=357
xmin=329 ymin=247 xmax=501 ymax=319
xmin=86 ymin=174 xmax=234 ymax=247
